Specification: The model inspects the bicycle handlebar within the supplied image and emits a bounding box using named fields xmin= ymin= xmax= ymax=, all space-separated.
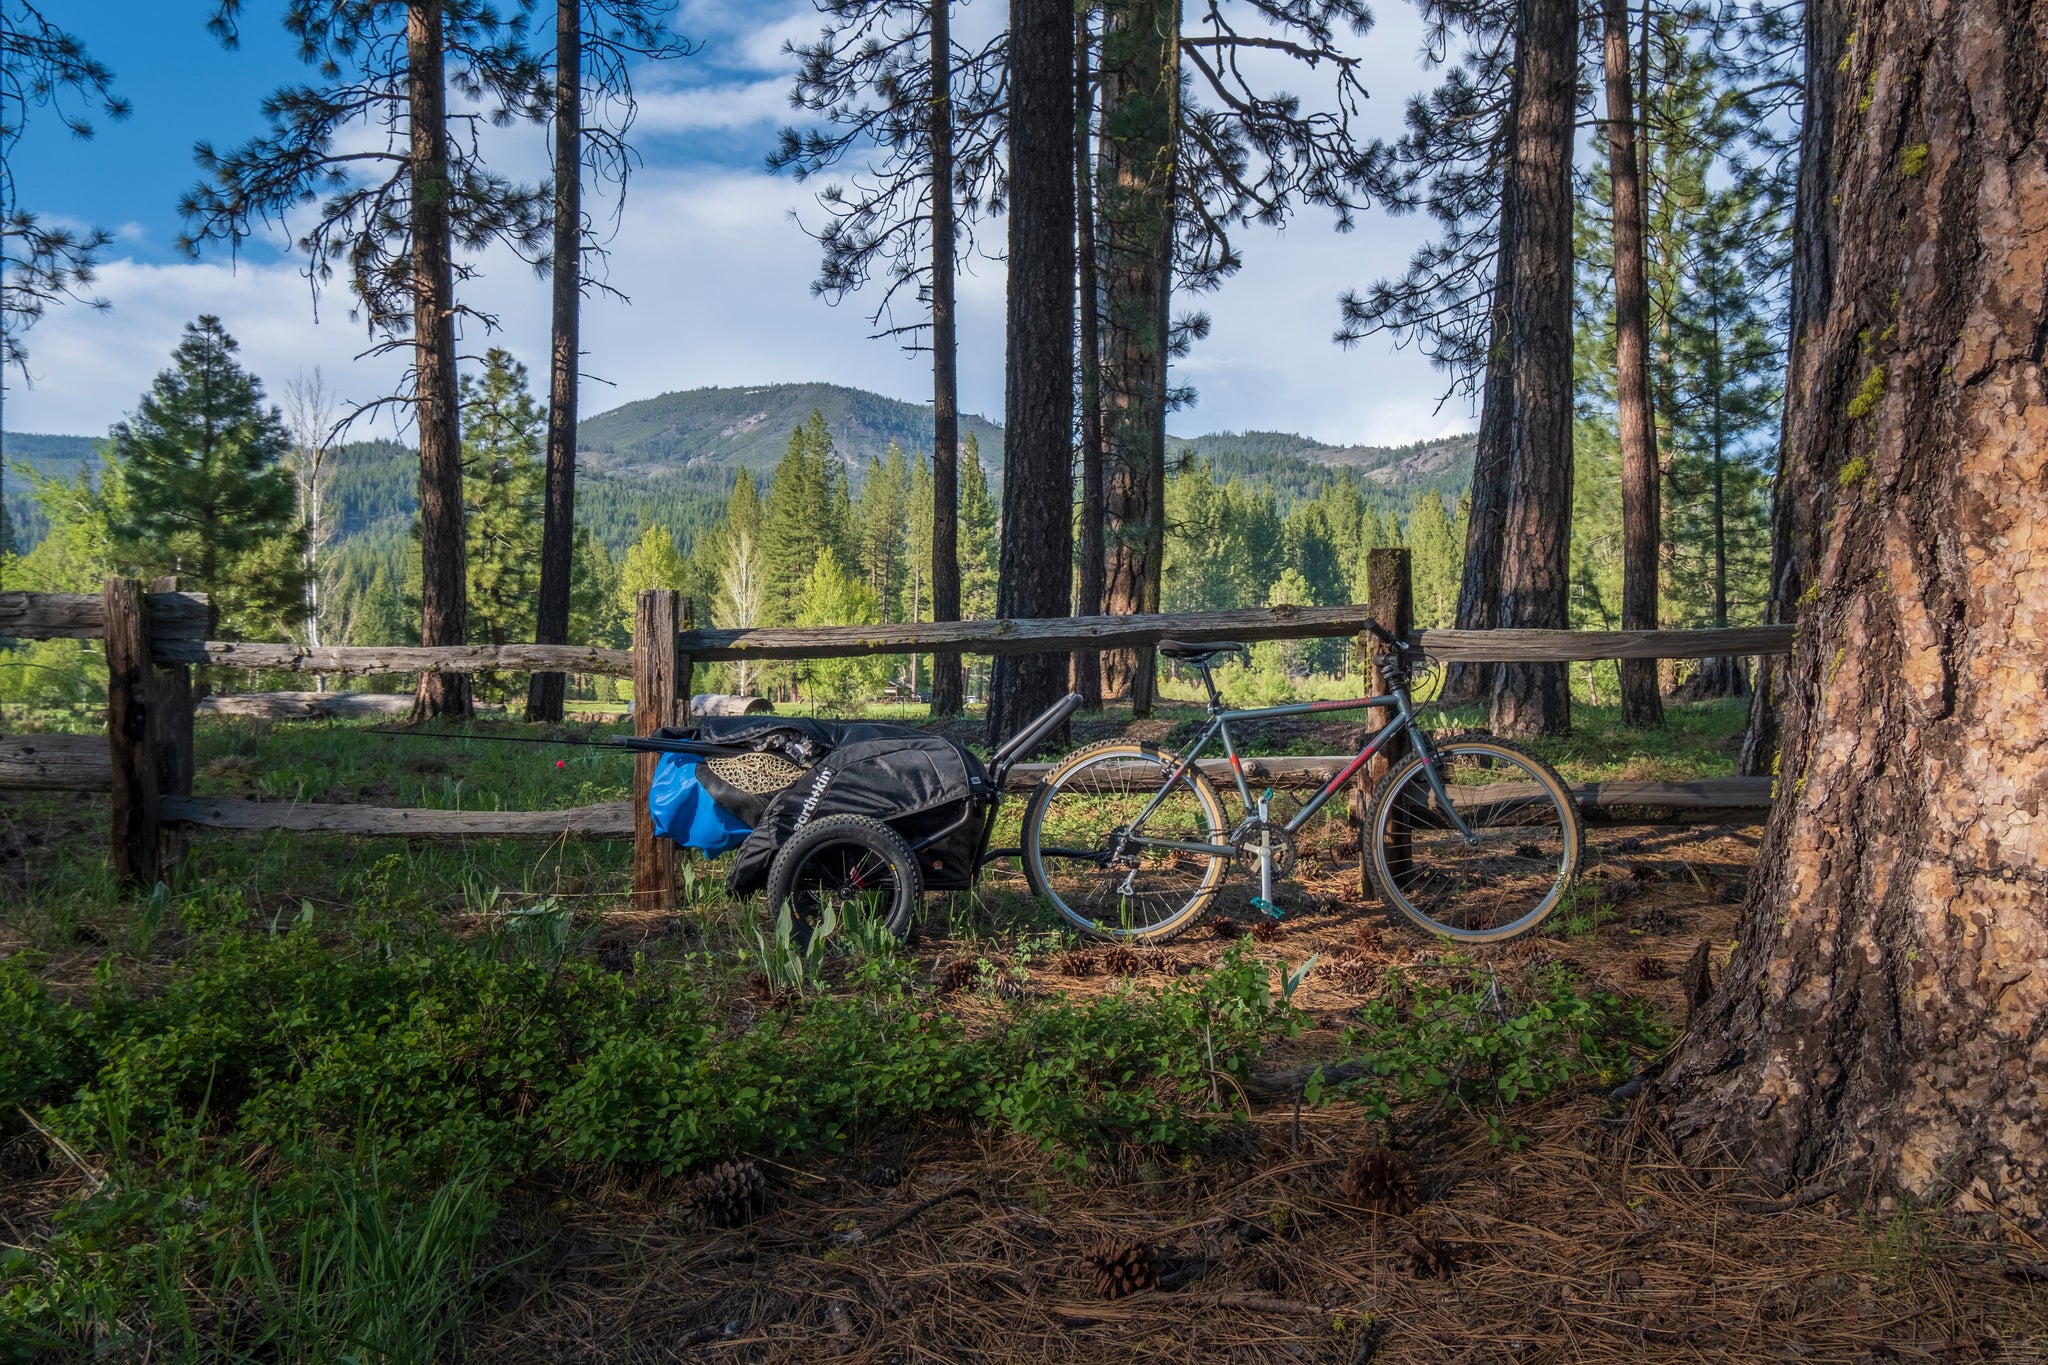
xmin=1362 ymin=618 xmax=1406 ymax=650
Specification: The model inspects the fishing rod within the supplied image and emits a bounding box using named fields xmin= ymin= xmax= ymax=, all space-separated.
xmin=362 ymin=726 xmax=753 ymax=757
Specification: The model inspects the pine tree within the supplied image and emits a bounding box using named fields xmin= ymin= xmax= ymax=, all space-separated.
xmin=1489 ymin=0 xmax=1578 ymax=739
xmin=1659 ymin=0 xmax=2048 ymax=1223
xmin=1406 ymin=492 xmax=1462 ymax=630
xmin=1664 ymin=188 xmax=1779 ymax=692
xmin=770 ymin=0 xmax=1006 ymax=719
xmin=460 ymin=349 xmax=544 ymax=650
xmin=106 ymin=316 xmax=307 ymax=640
xmin=856 ymin=443 xmax=910 ymax=620
xmin=181 ymin=0 xmax=549 ymax=718
xmin=528 ymin=0 xmax=691 ymax=722
xmin=991 ymin=0 xmax=1076 ymax=748
xmin=958 ymin=432 xmax=998 ymax=619
xmin=760 ymin=411 xmax=846 ymax=626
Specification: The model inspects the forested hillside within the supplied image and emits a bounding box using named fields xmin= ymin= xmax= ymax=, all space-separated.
xmin=575 ymin=382 xmax=1007 ymax=479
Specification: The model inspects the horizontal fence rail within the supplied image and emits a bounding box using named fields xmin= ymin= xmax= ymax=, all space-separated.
xmin=147 ymin=770 xmax=1774 ymax=840
xmin=146 ymin=617 xmax=1795 ymax=676
xmin=167 ymin=640 xmax=635 ymax=677
xmin=162 ymin=795 xmax=636 ymax=838
xmin=1 ymin=590 xmax=211 ymax=641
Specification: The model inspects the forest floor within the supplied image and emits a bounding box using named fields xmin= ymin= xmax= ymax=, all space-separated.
xmin=2 ymin=698 xmax=2043 ymax=1361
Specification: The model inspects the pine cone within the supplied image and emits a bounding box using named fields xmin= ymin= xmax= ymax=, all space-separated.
xmin=1398 ymin=1226 xmax=1456 ymax=1279
xmin=690 ymin=1159 xmax=768 ymax=1229
xmin=1248 ymin=917 xmax=1285 ymax=943
xmin=1630 ymin=863 xmax=1663 ymax=883
xmin=1207 ymin=914 xmax=1243 ymax=940
xmin=1101 ymin=944 xmax=1141 ymax=976
xmin=1340 ymin=1147 xmax=1420 ymax=1215
xmin=864 ymin=1161 xmax=907 ymax=1188
xmin=1328 ymin=953 xmax=1377 ymax=990
xmin=1631 ymin=953 xmax=1668 ymax=981
xmin=1055 ymin=950 xmax=1099 ymax=978
xmin=1082 ymin=1238 xmax=1161 ymax=1299
xmin=1350 ymin=924 xmax=1384 ymax=953
xmin=937 ymin=958 xmax=979 ymax=993
xmin=1142 ymin=946 xmax=1176 ymax=975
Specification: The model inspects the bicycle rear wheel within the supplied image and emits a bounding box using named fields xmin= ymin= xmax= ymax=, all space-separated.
xmin=1021 ymin=741 xmax=1229 ymax=942
xmin=1363 ymin=739 xmax=1582 ymax=942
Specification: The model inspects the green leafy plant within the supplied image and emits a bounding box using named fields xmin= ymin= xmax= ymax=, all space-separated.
xmin=752 ymin=898 xmax=839 ymax=993
xmin=1337 ymin=966 xmax=1669 ymax=1137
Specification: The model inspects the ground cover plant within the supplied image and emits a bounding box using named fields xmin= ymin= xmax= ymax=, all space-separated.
xmin=2 ymin=701 xmax=2040 ymax=1361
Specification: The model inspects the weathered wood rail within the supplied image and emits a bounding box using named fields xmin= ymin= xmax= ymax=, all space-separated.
xmin=1 ymin=555 xmax=1787 ymax=900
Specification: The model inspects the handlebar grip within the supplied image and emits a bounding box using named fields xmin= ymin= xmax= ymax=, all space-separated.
xmin=1363 ymin=619 xmax=1402 ymax=648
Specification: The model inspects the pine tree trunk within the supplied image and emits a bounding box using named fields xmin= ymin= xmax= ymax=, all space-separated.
xmin=1603 ymin=0 xmax=1663 ymax=728
xmin=989 ymin=0 xmax=1075 ymax=748
xmin=528 ymin=0 xmax=580 ymax=725
xmin=1074 ymin=9 xmax=1106 ymax=711
xmin=1097 ymin=0 xmax=1172 ymax=701
xmin=1488 ymin=0 xmax=1575 ymax=739
xmin=1738 ymin=0 xmax=1848 ymax=777
xmin=409 ymin=0 xmax=471 ymax=720
xmin=928 ymin=0 xmax=965 ymax=718
xmin=1658 ymin=0 xmax=2048 ymax=1225
xmin=1440 ymin=69 xmax=1520 ymax=709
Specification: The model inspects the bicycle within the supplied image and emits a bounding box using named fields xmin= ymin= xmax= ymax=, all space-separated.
xmin=1018 ymin=623 xmax=1583 ymax=944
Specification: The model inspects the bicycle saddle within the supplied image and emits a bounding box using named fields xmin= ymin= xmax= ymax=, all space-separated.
xmin=1157 ymin=639 xmax=1245 ymax=662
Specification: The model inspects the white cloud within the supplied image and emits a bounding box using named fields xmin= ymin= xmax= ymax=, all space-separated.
xmin=633 ymin=77 xmax=791 ymax=134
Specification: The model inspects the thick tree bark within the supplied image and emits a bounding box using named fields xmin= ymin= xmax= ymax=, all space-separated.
xmin=1074 ymin=10 xmax=1105 ymax=710
xmin=1659 ymin=0 xmax=2048 ymax=1228
xmin=988 ymin=0 xmax=1075 ymax=747
xmin=929 ymin=0 xmax=965 ymax=718
xmin=1096 ymin=0 xmax=1173 ymax=701
xmin=1602 ymin=0 xmax=1663 ymax=728
xmin=1488 ymin=0 xmax=1575 ymax=738
xmin=1738 ymin=0 xmax=1848 ymax=776
xmin=1440 ymin=63 xmax=1521 ymax=710
xmin=408 ymin=0 xmax=471 ymax=720
xmin=528 ymin=0 xmax=580 ymax=725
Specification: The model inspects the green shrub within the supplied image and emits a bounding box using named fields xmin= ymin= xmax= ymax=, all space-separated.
xmin=1336 ymin=965 xmax=1669 ymax=1135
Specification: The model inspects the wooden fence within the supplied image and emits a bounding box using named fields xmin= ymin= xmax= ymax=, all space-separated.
xmin=0 ymin=550 xmax=1784 ymax=906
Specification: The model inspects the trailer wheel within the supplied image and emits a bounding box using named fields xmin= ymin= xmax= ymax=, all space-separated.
xmin=765 ymin=815 xmax=924 ymax=940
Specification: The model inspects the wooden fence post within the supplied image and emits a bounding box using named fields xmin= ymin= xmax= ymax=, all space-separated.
xmin=104 ymin=578 xmax=161 ymax=889
xmin=632 ymin=590 xmax=692 ymax=910
xmin=149 ymin=577 xmax=196 ymax=876
xmin=1352 ymin=548 xmax=1414 ymax=901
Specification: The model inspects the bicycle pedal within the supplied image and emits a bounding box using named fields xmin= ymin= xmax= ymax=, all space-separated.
xmin=1250 ymin=897 xmax=1284 ymax=920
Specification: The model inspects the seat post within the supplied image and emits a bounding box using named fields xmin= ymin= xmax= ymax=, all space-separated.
xmin=1199 ymin=660 xmax=1224 ymax=709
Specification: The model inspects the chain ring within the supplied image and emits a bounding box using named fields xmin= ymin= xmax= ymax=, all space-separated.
xmin=1229 ymin=818 xmax=1300 ymax=879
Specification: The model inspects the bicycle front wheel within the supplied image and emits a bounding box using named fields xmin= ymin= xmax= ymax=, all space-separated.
xmin=1021 ymin=741 xmax=1230 ymax=942
xmin=1364 ymin=739 xmax=1583 ymax=942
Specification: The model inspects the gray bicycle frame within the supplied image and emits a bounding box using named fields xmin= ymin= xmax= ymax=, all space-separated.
xmin=1115 ymin=688 xmax=1478 ymax=860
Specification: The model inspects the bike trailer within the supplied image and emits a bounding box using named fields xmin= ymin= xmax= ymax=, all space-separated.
xmin=631 ymin=716 xmax=996 ymax=896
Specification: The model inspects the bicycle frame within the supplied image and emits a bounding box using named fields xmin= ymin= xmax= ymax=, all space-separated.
xmin=1116 ymin=675 xmax=1478 ymax=863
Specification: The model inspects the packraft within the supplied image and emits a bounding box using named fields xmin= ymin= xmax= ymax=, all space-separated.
xmin=637 ymin=715 xmax=993 ymax=896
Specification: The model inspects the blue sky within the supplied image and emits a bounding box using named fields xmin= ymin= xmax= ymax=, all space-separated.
xmin=5 ymin=0 xmax=1475 ymax=447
